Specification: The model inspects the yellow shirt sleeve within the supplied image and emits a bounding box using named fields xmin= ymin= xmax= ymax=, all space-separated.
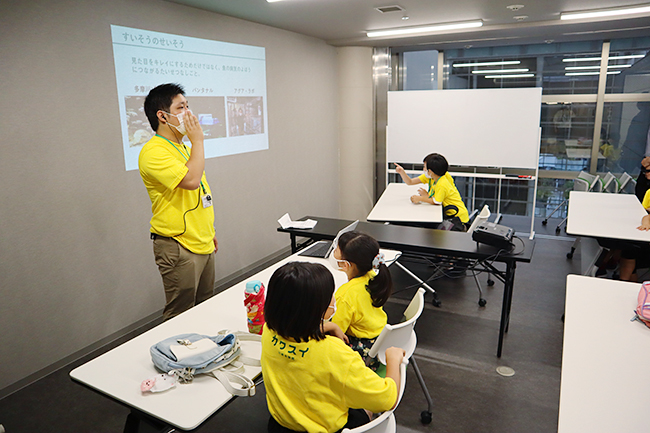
xmin=139 ymin=141 xmax=188 ymax=191
xmin=332 ymin=289 xmax=354 ymax=334
xmin=643 ymin=189 xmax=650 ymax=210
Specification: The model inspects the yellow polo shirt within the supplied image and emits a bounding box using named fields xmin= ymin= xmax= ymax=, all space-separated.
xmin=261 ymin=325 xmax=397 ymax=433
xmin=139 ymin=135 xmax=215 ymax=254
xmin=332 ymin=271 xmax=387 ymax=339
xmin=418 ymin=172 xmax=470 ymax=223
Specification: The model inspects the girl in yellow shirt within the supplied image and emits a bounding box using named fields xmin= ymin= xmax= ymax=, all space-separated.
xmin=327 ymin=231 xmax=393 ymax=371
xmin=262 ymin=262 xmax=404 ymax=433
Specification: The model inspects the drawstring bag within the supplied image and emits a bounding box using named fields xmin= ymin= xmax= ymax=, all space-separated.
xmin=144 ymin=331 xmax=261 ymax=397
xmin=439 ymin=205 xmax=466 ymax=232
xmin=633 ymin=282 xmax=650 ymax=329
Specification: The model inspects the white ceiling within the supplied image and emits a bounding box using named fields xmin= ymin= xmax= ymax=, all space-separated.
xmin=168 ymin=0 xmax=650 ymax=49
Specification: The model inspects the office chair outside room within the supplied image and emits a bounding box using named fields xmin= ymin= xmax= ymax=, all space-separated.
xmin=542 ymin=171 xmax=601 ymax=234
xmin=341 ymin=362 xmax=407 ymax=433
xmin=565 ymin=172 xmax=634 ymax=260
xmin=367 ymin=288 xmax=434 ymax=425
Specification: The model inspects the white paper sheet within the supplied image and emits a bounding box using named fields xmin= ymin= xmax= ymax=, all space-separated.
xmin=278 ymin=213 xmax=317 ymax=230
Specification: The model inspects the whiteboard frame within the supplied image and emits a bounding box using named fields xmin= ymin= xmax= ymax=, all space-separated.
xmin=386 ymin=87 xmax=542 ymax=169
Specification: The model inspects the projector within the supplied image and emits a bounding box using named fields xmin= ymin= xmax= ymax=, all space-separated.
xmin=472 ymin=222 xmax=515 ymax=250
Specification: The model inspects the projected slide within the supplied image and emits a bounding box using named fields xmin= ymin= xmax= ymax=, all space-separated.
xmin=111 ymin=25 xmax=268 ymax=171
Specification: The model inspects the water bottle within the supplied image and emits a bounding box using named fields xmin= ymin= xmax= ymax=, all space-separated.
xmin=244 ymin=280 xmax=265 ymax=334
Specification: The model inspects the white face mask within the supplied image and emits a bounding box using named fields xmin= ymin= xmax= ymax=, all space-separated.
xmin=322 ymin=300 xmax=337 ymax=322
xmin=328 ymin=254 xmax=349 ymax=272
xmin=164 ymin=111 xmax=187 ymax=135
xmin=424 ymin=170 xmax=432 ymax=179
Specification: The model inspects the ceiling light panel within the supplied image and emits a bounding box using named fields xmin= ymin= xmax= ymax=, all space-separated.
xmin=485 ymin=74 xmax=534 ymax=78
xmin=454 ymin=61 xmax=521 ymax=67
xmin=471 ymin=68 xmax=529 ymax=74
xmin=366 ymin=20 xmax=483 ymax=38
xmin=561 ymin=4 xmax=650 ymax=20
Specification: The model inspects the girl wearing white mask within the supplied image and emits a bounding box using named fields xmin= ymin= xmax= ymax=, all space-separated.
xmin=327 ymin=231 xmax=393 ymax=371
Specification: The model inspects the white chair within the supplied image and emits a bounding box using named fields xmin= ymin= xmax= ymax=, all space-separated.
xmin=466 ymin=205 xmax=492 ymax=306
xmin=467 ymin=204 xmax=491 ymax=235
xmin=601 ymin=172 xmax=618 ymax=193
xmin=618 ymin=172 xmax=635 ymax=194
xmin=367 ymin=288 xmax=433 ymax=425
xmin=341 ymin=361 xmax=408 ymax=433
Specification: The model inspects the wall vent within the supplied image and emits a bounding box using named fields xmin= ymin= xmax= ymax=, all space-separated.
xmin=375 ymin=5 xmax=405 ymax=13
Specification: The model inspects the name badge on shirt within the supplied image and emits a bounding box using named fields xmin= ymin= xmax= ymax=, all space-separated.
xmin=202 ymin=194 xmax=213 ymax=208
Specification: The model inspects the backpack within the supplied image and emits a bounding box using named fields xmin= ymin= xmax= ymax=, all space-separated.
xmin=146 ymin=331 xmax=261 ymax=397
xmin=634 ymin=282 xmax=650 ymax=329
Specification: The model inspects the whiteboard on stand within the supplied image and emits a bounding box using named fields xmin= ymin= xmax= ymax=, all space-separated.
xmin=386 ymin=87 xmax=542 ymax=169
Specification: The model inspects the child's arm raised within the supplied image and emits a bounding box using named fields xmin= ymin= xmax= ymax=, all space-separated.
xmin=384 ymin=347 xmax=406 ymax=409
xmin=395 ymin=164 xmax=421 ymax=186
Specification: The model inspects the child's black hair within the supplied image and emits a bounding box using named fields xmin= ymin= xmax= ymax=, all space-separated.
xmin=337 ymin=231 xmax=393 ymax=308
xmin=264 ymin=262 xmax=334 ymax=343
xmin=144 ymin=83 xmax=185 ymax=132
xmin=423 ymin=153 xmax=449 ymax=177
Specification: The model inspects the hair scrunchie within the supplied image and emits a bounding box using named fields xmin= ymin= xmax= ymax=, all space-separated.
xmin=372 ymin=252 xmax=385 ymax=272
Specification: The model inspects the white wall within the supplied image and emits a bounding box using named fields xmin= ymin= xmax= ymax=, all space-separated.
xmin=338 ymin=47 xmax=375 ymax=220
xmin=0 ymin=0 xmax=342 ymax=394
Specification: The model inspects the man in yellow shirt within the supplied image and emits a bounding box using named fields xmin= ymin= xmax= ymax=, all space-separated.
xmin=139 ymin=83 xmax=218 ymax=320
xmin=395 ymin=153 xmax=469 ymax=228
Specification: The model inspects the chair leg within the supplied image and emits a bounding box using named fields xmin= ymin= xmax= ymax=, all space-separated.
xmin=542 ymin=198 xmax=567 ymax=225
xmin=471 ymin=268 xmax=486 ymax=307
xmin=410 ymin=357 xmax=433 ymax=424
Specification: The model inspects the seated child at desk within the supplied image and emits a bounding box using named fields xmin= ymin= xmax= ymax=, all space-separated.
xmin=262 ymin=262 xmax=405 ymax=433
xmin=395 ymin=153 xmax=469 ymax=229
xmin=325 ymin=231 xmax=392 ymax=371
xmin=618 ymin=167 xmax=650 ymax=281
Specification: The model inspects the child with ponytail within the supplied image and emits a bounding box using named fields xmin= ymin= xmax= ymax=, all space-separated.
xmin=327 ymin=231 xmax=393 ymax=371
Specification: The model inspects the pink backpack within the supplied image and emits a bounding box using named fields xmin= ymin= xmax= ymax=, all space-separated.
xmin=634 ymin=282 xmax=650 ymax=328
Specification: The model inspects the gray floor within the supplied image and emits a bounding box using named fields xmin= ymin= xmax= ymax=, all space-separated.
xmin=0 ymin=217 xmax=580 ymax=433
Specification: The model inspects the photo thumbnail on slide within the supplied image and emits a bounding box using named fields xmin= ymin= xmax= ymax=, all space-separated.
xmin=111 ymin=25 xmax=269 ymax=171
xmin=227 ymin=96 xmax=264 ymax=137
xmin=125 ymin=95 xmax=227 ymax=147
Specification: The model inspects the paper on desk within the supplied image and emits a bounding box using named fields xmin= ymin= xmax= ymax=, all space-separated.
xmin=278 ymin=213 xmax=317 ymax=230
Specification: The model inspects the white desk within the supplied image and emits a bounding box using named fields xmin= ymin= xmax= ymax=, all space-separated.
xmin=566 ymin=191 xmax=650 ymax=242
xmin=367 ymin=183 xmax=443 ymax=224
xmin=70 ymin=249 xmax=399 ymax=431
xmin=558 ymin=275 xmax=649 ymax=433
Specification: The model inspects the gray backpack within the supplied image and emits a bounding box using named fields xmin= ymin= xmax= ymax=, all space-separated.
xmin=149 ymin=331 xmax=261 ymax=397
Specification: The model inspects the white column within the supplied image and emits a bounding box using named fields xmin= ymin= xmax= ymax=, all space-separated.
xmin=337 ymin=46 xmax=374 ymax=220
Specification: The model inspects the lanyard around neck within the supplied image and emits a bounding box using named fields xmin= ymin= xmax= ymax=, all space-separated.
xmin=156 ymin=134 xmax=206 ymax=194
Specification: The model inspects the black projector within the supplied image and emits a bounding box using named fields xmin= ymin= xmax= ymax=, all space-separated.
xmin=472 ymin=222 xmax=515 ymax=250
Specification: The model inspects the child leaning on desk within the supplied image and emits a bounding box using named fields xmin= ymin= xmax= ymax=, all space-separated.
xmin=613 ymin=162 xmax=650 ymax=282
xmin=322 ymin=231 xmax=392 ymax=372
xmin=395 ymin=153 xmax=470 ymax=230
xmin=261 ymin=262 xmax=405 ymax=433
